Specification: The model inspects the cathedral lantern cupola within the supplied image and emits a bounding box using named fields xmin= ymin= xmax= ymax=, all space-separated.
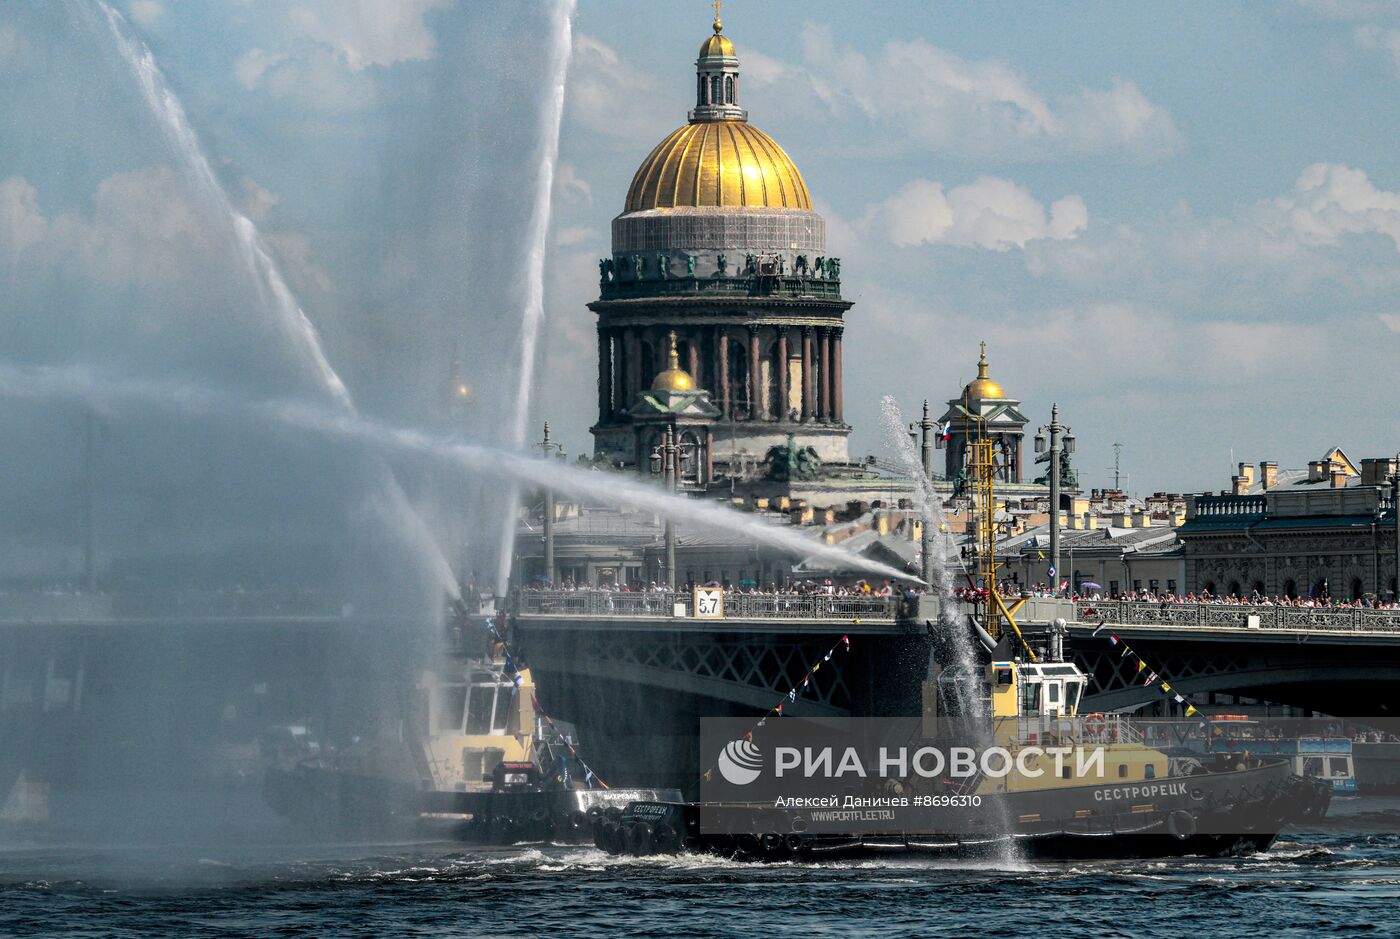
xmin=938 ymin=342 xmax=1029 ymax=484
xmin=690 ymin=7 xmax=745 ymax=122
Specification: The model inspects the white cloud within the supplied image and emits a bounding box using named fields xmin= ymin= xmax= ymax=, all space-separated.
xmin=1 ymin=168 xmax=329 ymax=302
xmin=1263 ymin=162 xmax=1400 ymax=251
xmin=235 ymin=45 xmax=377 ymax=112
xmin=234 ymin=48 xmax=286 ymax=90
xmin=1026 ymin=163 xmax=1400 ymax=304
xmin=566 ymin=33 xmax=673 ymax=140
xmin=778 ymin=25 xmax=1181 ymax=160
xmin=1379 ymin=313 xmax=1400 ymax=332
xmin=864 ymin=177 xmax=1087 ymax=250
xmin=1355 ymin=25 xmax=1400 ymax=74
xmin=554 ymin=162 xmax=592 ymax=205
xmin=0 ymin=176 xmax=48 ymax=254
xmin=128 ymin=1 xmax=165 ymax=27
xmin=553 ymin=226 xmax=598 ymax=248
xmin=266 ymin=231 xmax=334 ymax=297
xmin=237 ymin=176 xmax=280 ymax=223
xmin=286 ymin=0 xmax=453 ymax=71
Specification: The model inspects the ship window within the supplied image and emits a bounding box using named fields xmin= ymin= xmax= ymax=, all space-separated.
xmin=1145 ymin=764 xmax=1156 ymax=779
xmin=1060 ymin=766 xmax=1071 ymax=779
xmin=1302 ymin=756 xmax=1323 ymax=776
xmin=1065 ymin=683 xmax=1083 ymax=713
xmin=1046 ymin=683 xmax=1060 ymax=705
xmin=1118 ymin=764 xmax=1128 ymax=778
xmin=438 ymin=685 xmax=467 ymax=733
xmin=466 ymin=685 xmax=500 ymax=735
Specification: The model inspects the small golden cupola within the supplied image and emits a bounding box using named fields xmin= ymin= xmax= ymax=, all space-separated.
xmin=651 ymin=331 xmax=696 ymax=392
xmin=963 ymin=341 xmax=1006 ymax=401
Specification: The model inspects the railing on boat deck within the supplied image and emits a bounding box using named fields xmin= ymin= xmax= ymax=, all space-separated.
xmin=999 ymin=714 xmax=1144 ymax=747
xmin=514 ymin=590 xmax=901 ymax=622
xmin=1077 ymin=600 xmax=1400 ymax=634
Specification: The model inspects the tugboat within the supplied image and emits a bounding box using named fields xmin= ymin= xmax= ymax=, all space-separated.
xmin=263 ymin=603 xmax=680 ymax=843
xmin=598 ymin=416 xmax=1330 ymax=860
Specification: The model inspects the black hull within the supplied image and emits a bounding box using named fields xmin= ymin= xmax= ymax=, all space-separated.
xmin=594 ymin=763 xmax=1331 ymax=862
xmin=263 ymin=764 xmax=681 ymax=844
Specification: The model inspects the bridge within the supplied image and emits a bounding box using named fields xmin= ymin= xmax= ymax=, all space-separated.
xmin=512 ymin=591 xmax=1400 ymax=724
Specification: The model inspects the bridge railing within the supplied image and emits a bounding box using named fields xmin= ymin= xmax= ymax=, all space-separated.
xmin=1077 ymin=600 xmax=1400 ymax=633
xmin=514 ymin=590 xmax=900 ymax=622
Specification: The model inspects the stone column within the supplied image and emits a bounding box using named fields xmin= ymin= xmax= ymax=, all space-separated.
xmin=717 ymin=327 xmax=730 ymax=417
xmin=776 ymin=326 xmax=789 ymax=422
xmin=801 ymin=327 xmax=814 ymax=422
xmin=655 ymin=330 xmax=668 ymax=374
xmin=626 ymin=329 xmax=641 ymax=408
xmin=613 ymin=329 xmax=628 ymax=416
xmin=686 ymin=337 xmax=699 ymax=382
xmin=819 ymin=327 xmax=832 ymax=421
xmin=747 ymin=325 xmax=761 ymax=419
xmin=832 ymin=328 xmax=844 ymax=423
xmin=597 ymin=328 xmax=612 ymax=422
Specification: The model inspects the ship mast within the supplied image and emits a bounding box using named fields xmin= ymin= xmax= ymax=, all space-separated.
xmin=962 ymin=379 xmax=1037 ymax=662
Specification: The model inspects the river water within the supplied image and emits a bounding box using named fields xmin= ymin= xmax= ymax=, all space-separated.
xmin=3 ymin=799 xmax=1398 ymax=938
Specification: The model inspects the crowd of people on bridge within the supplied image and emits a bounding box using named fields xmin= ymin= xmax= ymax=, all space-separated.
xmin=517 ymin=577 xmax=1400 ymax=611
xmin=521 ymin=577 xmax=919 ymax=598
xmin=1003 ymin=582 xmax=1400 ymax=610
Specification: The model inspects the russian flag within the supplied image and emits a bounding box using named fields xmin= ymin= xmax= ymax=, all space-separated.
xmin=939 ymin=421 xmax=951 ymax=442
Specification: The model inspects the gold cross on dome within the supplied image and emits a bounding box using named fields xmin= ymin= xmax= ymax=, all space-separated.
xmin=712 ymin=0 xmax=723 ymax=31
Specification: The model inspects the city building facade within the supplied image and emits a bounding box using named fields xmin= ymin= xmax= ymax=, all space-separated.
xmin=1179 ymin=452 xmax=1400 ymax=600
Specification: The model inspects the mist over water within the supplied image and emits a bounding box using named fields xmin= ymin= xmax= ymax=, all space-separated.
xmin=0 ymin=3 xmax=596 ymax=845
xmin=94 ymin=0 xmax=458 ymax=603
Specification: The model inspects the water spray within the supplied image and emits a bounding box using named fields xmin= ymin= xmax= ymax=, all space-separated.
xmin=91 ymin=1 xmax=459 ymax=600
xmin=496 ymin=0 xmax=577 ymax=595
xmin=0 ymin=366 xmax=921 ymax=587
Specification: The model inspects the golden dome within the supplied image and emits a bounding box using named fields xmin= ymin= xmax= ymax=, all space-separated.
xmin=625 ymin=120 xmax=812 ymax=212
xmin=700 ymin=3 xmax=734 ymax=58
xmin=652 ymin=332 xmax=696 ymax=392
xmin=699 ymin=32 xmax=735 ymax=58
xmin=963 ymin=342 xmax=1005 ymax=400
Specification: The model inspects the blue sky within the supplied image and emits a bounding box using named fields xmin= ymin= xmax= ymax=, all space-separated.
xmin=3 ymin=0 xmax=1400 ymax=497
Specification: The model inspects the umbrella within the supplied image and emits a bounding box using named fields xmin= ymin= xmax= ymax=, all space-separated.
xmin=1080 ymin=581 xmax=1102 ymax=591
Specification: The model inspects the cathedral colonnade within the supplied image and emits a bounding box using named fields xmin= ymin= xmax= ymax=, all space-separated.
xmin=595 ymin=321 xmax=844 ymax=426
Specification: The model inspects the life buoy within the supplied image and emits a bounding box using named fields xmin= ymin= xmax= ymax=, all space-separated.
xmin=1084 ymin=713 xmax=1107 ymax=735
xmin=1167 ymin=810 xmax=1196 ymax=840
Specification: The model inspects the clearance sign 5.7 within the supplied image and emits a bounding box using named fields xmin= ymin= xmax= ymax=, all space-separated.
xmin=693 ymin=587 xmax=724 ymax=619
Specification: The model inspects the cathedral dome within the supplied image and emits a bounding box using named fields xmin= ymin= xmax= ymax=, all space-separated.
xmin=963 ymin=343 xmax=1006 ymax=401
xmin=624 ymin=121 xmax=811 ymax=212
xmin=622 ymin=14 xmax=811 ymax=213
